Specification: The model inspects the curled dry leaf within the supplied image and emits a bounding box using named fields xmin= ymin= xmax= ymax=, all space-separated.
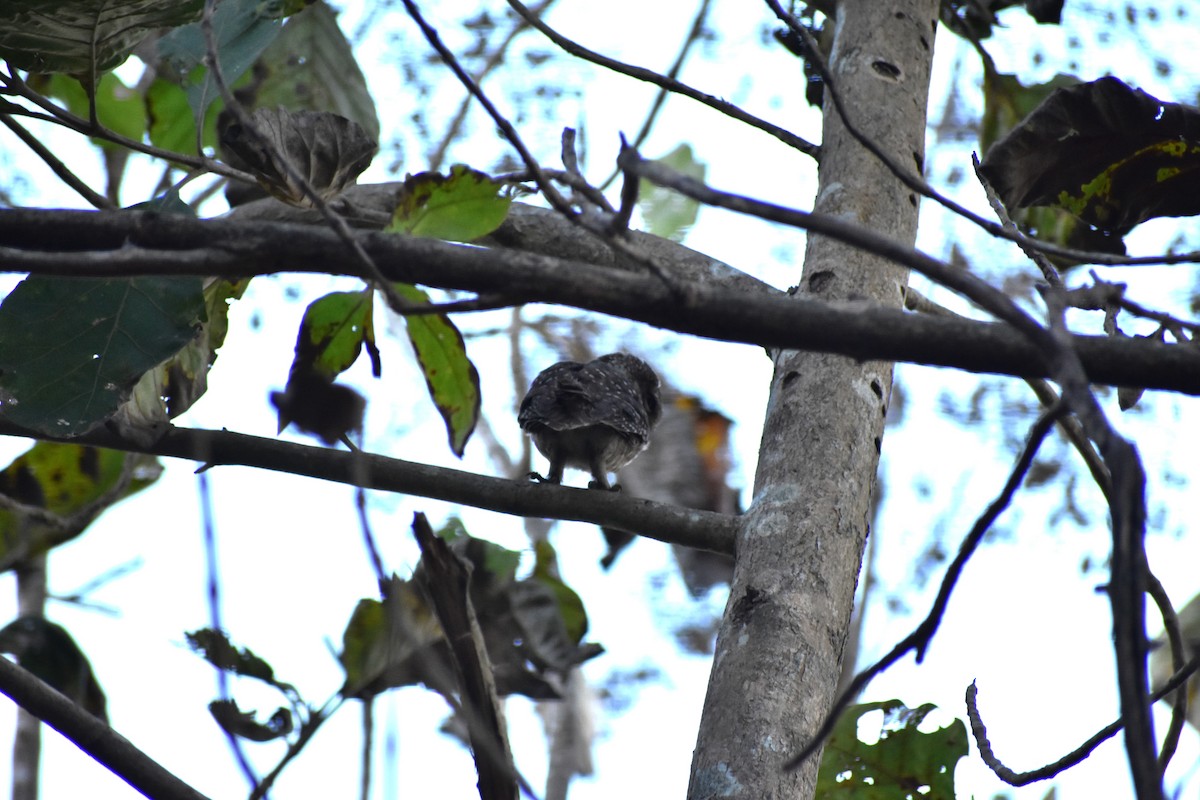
xmin=221 ymin=107 xmax=377 ymax=206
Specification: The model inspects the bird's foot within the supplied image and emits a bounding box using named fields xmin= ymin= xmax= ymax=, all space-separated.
xmin=588 ymin=480 xmax=622 ymax=492
xmin=527 ymin=471 xmax=550 ymax=483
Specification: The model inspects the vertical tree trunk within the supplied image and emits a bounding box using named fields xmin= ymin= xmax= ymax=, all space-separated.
xmin=12 ymin=556 xmax=48 ymax=800
xmin=687 ymin=2 xmax=938 ymax=798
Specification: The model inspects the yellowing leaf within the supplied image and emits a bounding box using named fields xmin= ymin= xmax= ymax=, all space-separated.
xmin=392 ymin=284 xmax=480 ymax=457
xmin=388 ymin=165 xmax=512 ymax=242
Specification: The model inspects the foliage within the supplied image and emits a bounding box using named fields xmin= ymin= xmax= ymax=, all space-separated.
xmin=0 ymin=1 xmax=1197 ymax=799
xmin=815 ymin=701 xmax=967 ymax=800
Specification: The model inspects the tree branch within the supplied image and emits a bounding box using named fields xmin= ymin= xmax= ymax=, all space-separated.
xmin=0 ymin=420 xmax=736 ymax=558
xmin=0 ymin=657 xmax=211 ymax=800
xmin=507 ymin=0 xmax=820 ymax=159
xmin=0 ymin=211 xmax=1197 ymax=395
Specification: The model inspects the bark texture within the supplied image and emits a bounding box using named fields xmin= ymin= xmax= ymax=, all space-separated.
xmin=688 ymin=2 xmax=939 ymax=798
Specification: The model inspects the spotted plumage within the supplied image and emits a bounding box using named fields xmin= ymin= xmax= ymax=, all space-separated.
xmin=518 ymin=353 xmax=662 ymax=490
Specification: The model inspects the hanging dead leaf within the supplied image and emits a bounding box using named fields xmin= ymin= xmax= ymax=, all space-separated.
xmin=221 ymin=107 xmax=377 ymax=206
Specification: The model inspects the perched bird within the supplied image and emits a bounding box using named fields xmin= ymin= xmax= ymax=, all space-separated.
xmin=518 ymin=353 xmax=662 ymax=490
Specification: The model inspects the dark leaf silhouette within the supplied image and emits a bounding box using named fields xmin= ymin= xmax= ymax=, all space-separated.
xmin=981 ymin=77 xmax=1200 ymax=239
xmin=221 ymin=107 xmax=377 ymax=206
xmin=0 ymin=616 xmax=107 ymax=721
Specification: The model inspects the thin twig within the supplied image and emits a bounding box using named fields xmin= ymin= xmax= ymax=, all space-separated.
xmin=0 ymin=69 xmax=252 ymax=184
xmin=783 ymin=406 xmax=1062 ymax=771
xmin=509 ymin=0 xmax=819 ymax=159
xmin=971 ymin=153 xmax=1063 ymax=289
xmin=967 ymin=646 xmax=1200 ymax=787
xmin=355 ymin=487 xmax=387 ymax=586
xmin=427 ymin=0 xmax=559 ymax=171
xmin=0 ymin=114 xmax=115 ymax=209
xmin=403 ymin=0 xmax=684 ymax=295
xmin=197 ymin=472 xmax=261 ymax=795
xmin=1144 ymin=572 xmax=1186 ymax=773
xmin=598 ymin=0 xmax=714 ymax=190
xmin=765 ymin=1 xmax=1174 ymax=271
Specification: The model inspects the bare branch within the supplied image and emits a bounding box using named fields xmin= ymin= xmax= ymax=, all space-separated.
xmin=0 ymin=114 xmax=115 ymax=210
xmin=966 ymin=645 xmax=1200 ymax=787
xmin=427 ymin=0 xmax=559 ymax=172
xmin=0 ymin=420 xmax=737 ymax=558
xmin=0 ymin=657 xmax=212 ymax=800
xmin=508 ymin=0 xmax=819 ymax=159
xmin=1 ymin=210 xmax=1199 ymax=395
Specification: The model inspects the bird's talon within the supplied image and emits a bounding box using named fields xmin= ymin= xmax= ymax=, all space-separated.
xmin=528 ymin=471 xmax=549 ymax=483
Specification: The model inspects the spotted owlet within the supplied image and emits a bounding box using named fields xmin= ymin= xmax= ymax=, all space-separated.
xmin=518 ymin=353 xmax=662 ymax=490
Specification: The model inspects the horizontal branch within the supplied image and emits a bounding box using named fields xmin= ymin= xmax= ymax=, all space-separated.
xmin=0 ymin=209 xmax=1198 ymax=394
xmin=0 ymin=420 xmax=737 ymax=556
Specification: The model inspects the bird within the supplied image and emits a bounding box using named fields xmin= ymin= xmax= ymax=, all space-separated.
xmin=518 ymin=353 xmax=662 ymax=490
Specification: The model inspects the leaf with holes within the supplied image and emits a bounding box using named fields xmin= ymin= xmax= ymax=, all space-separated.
xmin=816 ymin=700 xmax=967 ymax=799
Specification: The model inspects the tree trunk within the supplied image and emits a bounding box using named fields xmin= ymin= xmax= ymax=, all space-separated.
xmin=687 ymin=2 xmax=938 ymax=798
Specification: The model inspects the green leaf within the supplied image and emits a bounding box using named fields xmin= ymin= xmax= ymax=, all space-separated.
xmin=145 ymin=77 xmax=221 ymax=154
xmin=339 ymin=598 xmax=387 ymax=698
xmin=0 ymin=617 xmax=107 ymax=721
xmin=157 ymin=0 xmax=282 ymax=131
xmin=0 ymin=443 xmax=161 ymax=566
xmin=392 ymin=284 xmax=480 ymax=457
xmin=388 ymin=165 xmax=512 ymax=242
xmin=248 ymin=1 xmax=379 ymax=141
xmin=638 ymin=143 xmax=705 ymax=242
xmin=0 ymin=0 xmax=203 ymax=74
xmin=0 ymin=275 xmax=205 ymax=435
xmin=339 ymin=579 xmax=443 ymax=700
xmin=816 ymin=700 xmax=968 ymax=800
xmin=531 ymin=540 xmax=588 ymax=643
xmin=36 ymin=72 xmax=146 ymax=151
xmin=293 ymin=289 xmax=379 ymax=380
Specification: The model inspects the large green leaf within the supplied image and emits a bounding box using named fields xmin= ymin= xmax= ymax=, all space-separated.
xmin=816 ymin=700 xmax=967 ymax=799
xmin=32 ymin=72 xmax=146 ymax=151
xmin=392 ymin=284 xmax=480 ymax=458
xmin=157 ymin=0 xmax=282 ymax=134
xmin=293 ymin=289 xmax=380 ymax=380
xmin=145 ymin=77 xmax=221 ymax=154
xmin=0 ymin=0 xmax=202 ymax=74
xmin=638 ymin=143 xmax=705 ymax=242
xmin=0 ymin=275 xmax=204 ymax=435
xmin=247 ymin=1 xmax=379 ymax=142
xmin=531 ymin=540 xmax=588 ymax=644
xmin=388 ymin=166 xmax=513 ymax=242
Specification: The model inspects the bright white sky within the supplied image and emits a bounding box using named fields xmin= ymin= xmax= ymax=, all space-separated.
xmin=1 ymin=2 xmax=1200 ymax=799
